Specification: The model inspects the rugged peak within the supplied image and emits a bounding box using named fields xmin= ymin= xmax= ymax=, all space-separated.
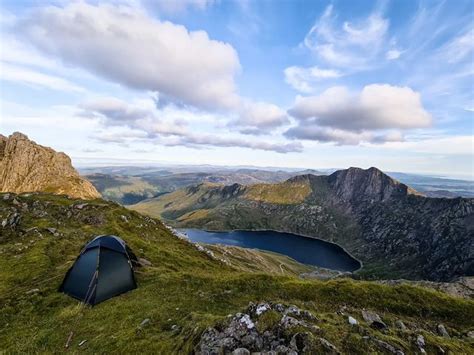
xmin=286 ymin=174 xmax=314 ymax=183
xmin=9 ymin=132 xmax=29 ymax=140
xmin=0 ymin=132 xmax=100 ymax=200
xmin=328 ymin=167 xmax=419 ymax=204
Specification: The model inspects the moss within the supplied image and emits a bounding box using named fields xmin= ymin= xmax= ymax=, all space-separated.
xmin=256 ymin=310 xmax=282 ymax=333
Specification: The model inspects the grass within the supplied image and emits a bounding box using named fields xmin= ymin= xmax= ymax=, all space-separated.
xmin=1 ymin=193 xmax=473 ymax=353
xmin=244 ymin=179 xmax=312 ymax=204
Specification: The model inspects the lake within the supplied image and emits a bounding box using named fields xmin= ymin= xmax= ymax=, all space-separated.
xmin=182 ymin=229 xmax=361 ymax=272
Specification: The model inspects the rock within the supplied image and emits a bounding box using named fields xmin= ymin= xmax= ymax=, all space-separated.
xmin=319 ymin=337 xmax=340 ymax=354
xmin=395 ymin=320 xmax=407 ymax=331
xmin=139 ymin=318 xmax=150 ymax=327
xmin=138 ymin=258 xmax=152 ymax=267
xmin=75 ymin=203 xmax=88 ymax=210
xmin=348 ymin=316 xmax=358 ymax=325
xmin=361 ymin=310 xmax=387 ymax=330
xmin=232 ymin=348 xmax=250 ymax=355
xmin=416 ymin=334 xmax=425 ymax=351
xmin=197 ymin=302 xmax=323 ymax=354
xmin=255 ymin=303 xmax=270 ymax=315
xmin=46 ymin=227 xmax=58 ymax=235
xmin=120 ymin=215 xmax=129 ymax=223
xmin=285 ymin=305 xmax=301 ymax=317
xmin=3 ymin=193 xmax=10 ymax=200
xmin=0 ymin=132 xmax=100 ymax=199
xmin=370 ymin=337 xmax=404 ymax=354
xmin=280 ymin=315 xmax=302 ymax=329
xmin=290 ymin=332 xmax=310 ymax=352
xmin=416 ymin=334 xmax=425 ymax=346
xmin=239 ymin=314 xmax=255 ymax=330
xmin=467 ymin=330 xmax=474 ymax=338
xmin=437 ymin=324 xmax=450 ymax=338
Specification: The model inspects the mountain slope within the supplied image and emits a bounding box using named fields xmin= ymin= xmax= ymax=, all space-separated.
xmin=131 ymin=168 xmax=474 ymax=281
xmin=1 ymin=193 xmax=473 ymax=353
xmin=0 ymin=132 xmax=100 ymax=200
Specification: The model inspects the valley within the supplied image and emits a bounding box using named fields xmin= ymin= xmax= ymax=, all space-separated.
xmin=131 ymin=168 xmax=474 ymax=282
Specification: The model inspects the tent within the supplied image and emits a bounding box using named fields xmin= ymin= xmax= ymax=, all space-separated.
xmin=59 ymin=235 xmax=138 ymax=305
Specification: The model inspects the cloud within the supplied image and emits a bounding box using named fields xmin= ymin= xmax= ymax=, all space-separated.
xmin=284 ymin=65 xmax=343 ymax=93
xmin=0 ymin=62 xmax=85 ymax=92
xmin=385 ymin=49 xmax=402 ymax=60
xmin=172 ymin=133 xmax=303 ymax=153
xmin=235 ymin=101 xmax=289 ymax=131
xmin=285 ymin=126 xmax=404 ymax=145
xmin=303 ymin=5 xmax=389 ymax=69
xmin=18 ymin=2 xmax=241 ymax=110
xmin=286 ymin=84 xmax=432 ymax=145
xmin=146 ymin=0 xmax=216 ymax=14
xmin=436 ymin=28 xmax=474 ymax=64
xmin=82 ymin=97 xmax=301 ymax=153
xmin=289 ymin=84 xmax=432 ymax=131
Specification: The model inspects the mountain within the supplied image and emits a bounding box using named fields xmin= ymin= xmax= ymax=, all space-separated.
xmin=1 ymin=192 xmax=473 ymax=353
xmin=131 ymin=167 xmax=474 ymax=281
xmin=85 ymin=169 xmax=322 ymax=205
xmin=0 ymin=132 xmax=100 ymax=200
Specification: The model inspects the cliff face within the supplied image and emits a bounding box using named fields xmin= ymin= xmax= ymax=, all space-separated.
xmin=0 ymin=132 xmax=100 ymax=200
xmin=328 ymin=167 xmax=420 ymax=206
xmin=132 ymin=167 xmax=474 ymax=281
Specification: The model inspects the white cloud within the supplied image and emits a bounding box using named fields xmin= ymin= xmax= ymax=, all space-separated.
xmin=289 ymin=84 xmax=432 ymax=131
xmin=285 ymin=126 xmax=404 ymax=145
xmin=0 ymin=62 xmax=85 ymax=92
xmin=386 ymin=49 xmax=402 ymax=60
xmin=284 ymin=65 xmax=343 ymax=93
xmin=286 ymin=84 xmax=432 ymax=145
xmin=81 ymin=96 xmax=300 ymax=153
xmin=303 ymin=5 xmax=389 ymax=69
xmin=148 ymin=0 xmax=216 ymax=14
xmin=437 ymin=28 xmax=474 ymax=64
xmin=236 ymin=101 xmax=289 ymax=130
xmin=18 ymin=2 xmax=241 ymax=110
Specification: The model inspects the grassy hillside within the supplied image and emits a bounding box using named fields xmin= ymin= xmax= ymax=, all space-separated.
xmin=1 ymin=193 xmax=473 ymax=353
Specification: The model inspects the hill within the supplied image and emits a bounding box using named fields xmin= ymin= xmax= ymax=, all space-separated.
xmin=131 ymin=168 xmax=474 ymax=281
xmin=1 ymin=193 xmax=473 ymax=353
xmin=0 ymin=132 xmax=100 ymax=200
xmin=85 ymin=169 xmax=319 ymax=205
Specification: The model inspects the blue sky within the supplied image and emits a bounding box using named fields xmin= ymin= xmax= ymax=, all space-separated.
xmin=0 ymin=0 xmax=473 ymax=177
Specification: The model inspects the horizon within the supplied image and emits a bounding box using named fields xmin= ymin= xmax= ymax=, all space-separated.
xmin=1 ymin=0 xmax=473 ymax=178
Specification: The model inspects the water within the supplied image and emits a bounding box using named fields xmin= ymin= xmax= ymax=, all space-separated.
xmin=182 ymin=229 xmax=360 ymax=272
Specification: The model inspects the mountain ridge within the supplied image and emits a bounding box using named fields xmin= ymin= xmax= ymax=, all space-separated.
xmin=132 ymin=167 xmax=474 ymax=281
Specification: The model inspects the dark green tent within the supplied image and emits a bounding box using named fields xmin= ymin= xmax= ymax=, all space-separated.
xmin=59 ymin=235 xmax=137 ymax=305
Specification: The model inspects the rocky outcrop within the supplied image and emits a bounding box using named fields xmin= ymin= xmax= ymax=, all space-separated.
xmin=328 ymin=167 xmax=420 ymax=207
xmin=0 ymin=132 xmax=100 ymax=200
xmin=197 ymin=302 xmax=330 ymax=355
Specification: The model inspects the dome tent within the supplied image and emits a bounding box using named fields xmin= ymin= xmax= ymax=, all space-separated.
xmin=59 ymin=235 xmax=138 ymax=305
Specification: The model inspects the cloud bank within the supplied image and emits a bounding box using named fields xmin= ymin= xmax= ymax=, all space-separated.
xmin=286 ymin=84 xmax=432 ymax=145
xmin=18 ymin=2 xmax=241 ymax=111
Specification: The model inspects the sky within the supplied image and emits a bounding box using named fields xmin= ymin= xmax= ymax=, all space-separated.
xmin=0 ymin=0 xmax=473 ymax=178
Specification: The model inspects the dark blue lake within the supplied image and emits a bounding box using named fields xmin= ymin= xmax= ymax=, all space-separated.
xmin=182 ymin=229 xmax=361 ymax=272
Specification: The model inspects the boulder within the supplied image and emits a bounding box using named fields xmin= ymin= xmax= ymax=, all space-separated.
xmin=437 ymin=324 xmax=450 ymax=338
xmin=361 ymin=310 xmax=387 ymax=330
